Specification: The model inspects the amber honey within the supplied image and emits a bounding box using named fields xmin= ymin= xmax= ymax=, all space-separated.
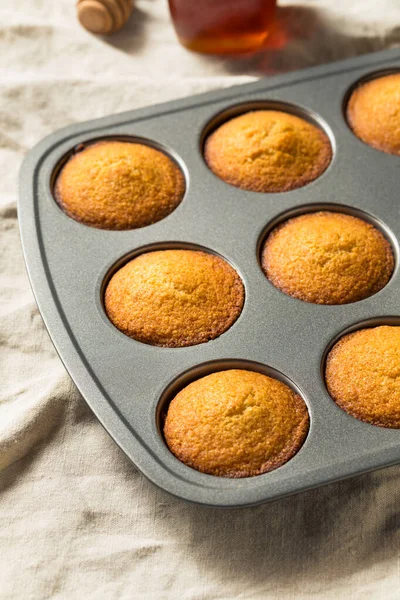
xmin=168 ymin=0 xmax=276 ymax=55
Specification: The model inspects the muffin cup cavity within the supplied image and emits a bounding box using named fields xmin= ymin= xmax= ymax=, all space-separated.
xmin=201 ymin=101 xmax=335 ymax=193
xmin=51 ymin=136 xmax=188 ymax=230
xmin=258 ymin=203 xmax=398 ymax=304
xmin=322 ymin=318 xmax=400 ymax=428
xmin=344 ymin=69 xmax=400 ymax=154
xmin=157 ymin=359 xmax=310 ymax=478
xmin=101 ymin=243 xmax=245 ymax=348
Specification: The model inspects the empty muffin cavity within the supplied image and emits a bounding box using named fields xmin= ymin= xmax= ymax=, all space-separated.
xmin=53 ymin=137 xmax=186 ymax=230
xmin=202 ymin=101 xmax=333 ymax=193
xmin=259 ymin=204 xmax=395 ymax=305
xmin=158 ymin=360 xmax=309 ymax=478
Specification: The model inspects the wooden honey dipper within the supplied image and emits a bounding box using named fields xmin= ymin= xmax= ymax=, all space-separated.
xmin=77 ymin=0 xmax=133 ymax=35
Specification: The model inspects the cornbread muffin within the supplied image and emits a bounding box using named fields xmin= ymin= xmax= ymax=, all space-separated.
xmin=326 ymin=326 xmax=400 ymax=428
xmin=262 ymin=211 xmax=394 ymax=305
xmin=346 ymin=73 xmax=400 ymax=155
xmin=55 ymin=140 xmax=185 ymax=229
xmin=164 ymin=369 xmax=309 ymax=477
xmin=105 ymin=249 xmax=244 ymax=347
xmin=204 ymin=110 xmax=332 ymax=192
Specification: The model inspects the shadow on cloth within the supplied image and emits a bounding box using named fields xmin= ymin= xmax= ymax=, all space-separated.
xmin=102 ymin=5 xmax=151 ymax=55
xmin=103 ymin=4 xmax=400 ymax=77
xmin=157 ymin=463 xmax=400 ymax=586
xmin=219 ymin=5 xmax=400 ymax=75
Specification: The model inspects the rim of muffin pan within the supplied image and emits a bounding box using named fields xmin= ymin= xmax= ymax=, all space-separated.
xmin=321 ymin=316 xmax=400 ymax=426
xmin=50 ymin=135 xmax=188 ymax=228
xmin=256 ymin=202 xmax=399 ymax=301
xmin=156 ymin=358 xmax=310 ymax=472
xmin=343 ymin=67 xmax=400 ymax=145
xmin=200 ymin=99 xmax=336 ymax=179
xmin=98 ymin=241 xmax=246 ymax=346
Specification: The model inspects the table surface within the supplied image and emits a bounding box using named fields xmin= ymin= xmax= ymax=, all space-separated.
xmin=1 ymin=1 xmax=400 ymax=598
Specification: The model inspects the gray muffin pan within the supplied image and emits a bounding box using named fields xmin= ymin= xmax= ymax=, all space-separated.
xmin=19 ymin=48 xmax=400 ymax=508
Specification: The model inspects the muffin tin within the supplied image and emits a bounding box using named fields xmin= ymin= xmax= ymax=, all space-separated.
xmin=19 ymin=48 xmax=400 ymax=508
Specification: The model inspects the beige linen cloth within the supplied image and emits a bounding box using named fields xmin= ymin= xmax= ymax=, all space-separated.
xmin=1 ymin=1 xmax=400 ymax=598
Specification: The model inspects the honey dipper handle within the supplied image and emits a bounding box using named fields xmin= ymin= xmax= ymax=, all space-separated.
xmin=77 ymin=0 xmax=133 ymax=35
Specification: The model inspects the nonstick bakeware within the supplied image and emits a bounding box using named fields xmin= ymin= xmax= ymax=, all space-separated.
xmin=19 ymin=48 xmax=400 ymax=508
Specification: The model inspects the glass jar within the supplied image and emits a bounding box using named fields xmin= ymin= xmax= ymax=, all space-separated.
xmin=168 ymin=0 xmax=277 ymax=55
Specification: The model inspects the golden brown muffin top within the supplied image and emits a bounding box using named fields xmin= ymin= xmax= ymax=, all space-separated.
xmin=262 ymin=211 xmax=394 ymax=305
xmin=326 ymin=326 xmax=400 ymax=428
xmin=346 ymin=73 xmax=400 ymax=155
xmin=55 ymin=140 xmax=185 ymax=230
xmin=164 ymin=369 xmax=309 ymax=478
xmin=204 ymin=110 xmax=332 ymax=193
xmin=105 ymin=249 xmax=244 ymax=347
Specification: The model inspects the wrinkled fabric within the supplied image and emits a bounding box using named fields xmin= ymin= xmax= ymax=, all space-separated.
xmin=1 ymin=1 xmax=400 ymax=598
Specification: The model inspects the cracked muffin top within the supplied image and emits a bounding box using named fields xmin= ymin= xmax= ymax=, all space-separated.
xmin=346 ymin=73 xmax=400 ymax=155
xmin=55 ymin=140 xmax=185 ymax=230
xmin=204 ymin=110 xmax=332 ymax=193
xmin=164 ymin=369 xmax=309 ymax=478
xmin=262 ymin=211 xmax=394 ymax=305
xmin=326 ymin=326 xmax=400 ymax=428
xmin=104 ymin=249 xmax=244 ymax=347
